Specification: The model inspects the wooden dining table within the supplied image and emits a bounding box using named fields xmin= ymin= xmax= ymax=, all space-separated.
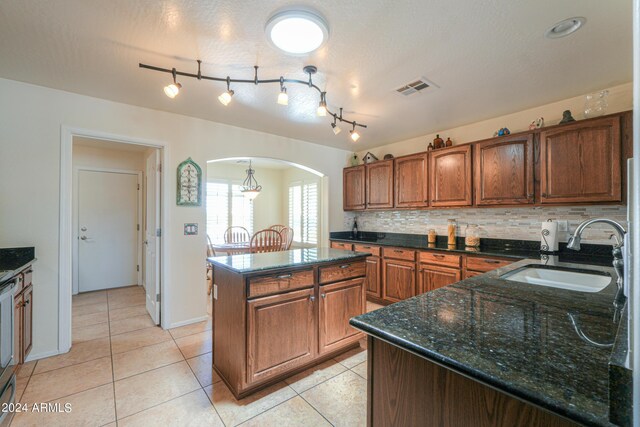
xmin=210 ymin=242 xmax=251 ymax=255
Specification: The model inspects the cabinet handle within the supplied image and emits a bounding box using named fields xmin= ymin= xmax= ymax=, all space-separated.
xmin=484 ymin=260 xmax=501 ymax=264
xmin=276 ymin=273 xmax=293 ymax=279
xmin=309 ymin=296 xmax=315 ymax=302
xmin=362 ymin=246 xmax=371 ymax=249
xmin=394 ymin=250 xmax=404 ymax=253
xmin=321 ymin=293 xmax=326 ymax=299
xmin=541 ymin=193 xmax=547 ymax=198
xmin=340 ymin=264 xmax=350 ymax=269
xmin=433 ymin=254 xmax=445 ymax=258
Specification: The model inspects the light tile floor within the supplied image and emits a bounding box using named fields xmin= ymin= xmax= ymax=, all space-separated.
xmin=11 ymin=288 xmax=385 ymax=426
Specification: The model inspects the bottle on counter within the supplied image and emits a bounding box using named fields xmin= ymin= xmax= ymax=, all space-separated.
xmin=352 ymin=218 xmax=359 ymax=238
xmin=445 ymin=137 xmax=453 ymax=147
xmin=427 ymin=229 xmax=437 ymax=244
xmin=447 ymin=219 xmax=457 ymax=246
xmin=465 ymin=224 xmax=481 ymax=248
xmin=433 ymin=134 xmax=444 ymax=149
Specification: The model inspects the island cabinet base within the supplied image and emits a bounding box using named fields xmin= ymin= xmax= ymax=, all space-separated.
xmin=211 ymin=252 xmax=368 ymax=400
xmin=367 ymin=337 xmax=579 ymax=427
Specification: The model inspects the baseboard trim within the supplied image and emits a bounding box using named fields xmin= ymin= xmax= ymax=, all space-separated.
xmin=25 ymin=348 xmax=65 ymax=362
xmin=168 ymin=315 xmax=209 ymax=329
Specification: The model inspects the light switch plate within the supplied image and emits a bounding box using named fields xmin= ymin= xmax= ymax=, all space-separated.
xmin=184 ymin=223 xmax=198 ymax=235
xmin=213 ymin=284 xmax=218 ymax=300
xmin=557 ymin=220 xmax=568 ymax=232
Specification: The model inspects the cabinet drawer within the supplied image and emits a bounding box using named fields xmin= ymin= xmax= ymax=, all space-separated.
xmin=383 ymin=247 xmax=416 ymax=261
xmin=319 ymin=262 xmax=366 ymax=284
xmin=353 ymin=244 xmax=381 ymax=257
xmin=331 ymin=241 xmax=353 ymax=251
xmin=248 ymin=270 xmax=314 ymax=298
xmin=465 ymin=256 xmax=513 ymax=273
xmin=419 ymin=252 xmax=461 ymax=268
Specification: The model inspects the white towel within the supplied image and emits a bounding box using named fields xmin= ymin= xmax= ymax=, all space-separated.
xmin=541 ymin=220 xmax=559 ymax=252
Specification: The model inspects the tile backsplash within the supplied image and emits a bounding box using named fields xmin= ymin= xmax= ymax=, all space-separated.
xmin=344 ymin=205 xmax=628 ymax=245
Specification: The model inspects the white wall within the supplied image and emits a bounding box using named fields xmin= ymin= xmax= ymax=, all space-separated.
xmin=0 ymin=77 xmax=350 ymax=358
xmin=71 ymin=143 xmax=146 ymax=294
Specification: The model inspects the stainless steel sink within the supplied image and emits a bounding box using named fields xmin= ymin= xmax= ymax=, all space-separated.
xmin=500 ymin=266 xmax=611 ymax=293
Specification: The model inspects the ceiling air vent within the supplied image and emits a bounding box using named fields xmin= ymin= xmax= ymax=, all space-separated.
xmin=395 ymin=77 xmax=438 ymax=96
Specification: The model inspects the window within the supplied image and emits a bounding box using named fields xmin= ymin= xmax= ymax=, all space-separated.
xmin=288 ymin=180 xmax=318 ymax=245
xmin=206 ymin=181 xmax=253 ymax=242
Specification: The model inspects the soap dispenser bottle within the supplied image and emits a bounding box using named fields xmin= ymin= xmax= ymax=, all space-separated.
xmin=352 ymin=218 xmax=359 ymax=238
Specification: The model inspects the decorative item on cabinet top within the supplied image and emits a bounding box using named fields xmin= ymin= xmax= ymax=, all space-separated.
xmin=559 ymin=110 xmax=576 ymax=124
xmin=350 ymin=153 xmax=359 ymax=166
xmin=493 ymin=127 xmax=511 ymax=137
xmin=363 ymin=152 xmax=379 ymax=164
xmin=529 ymin=117 xmax=545 ymax=130
xmin=383 ymin=154 xmax=394 ymax=160
xmin=176 ymin=157 xmax=202 ymax=206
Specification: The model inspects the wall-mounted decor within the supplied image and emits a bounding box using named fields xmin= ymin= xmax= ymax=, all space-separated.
xmin=177 ymin=157 xmax=202 ymax=206
xmin=362 ymin=152 xmax=378 ymax=164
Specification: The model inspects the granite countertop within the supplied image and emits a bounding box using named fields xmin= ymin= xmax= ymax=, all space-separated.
xmin=208 ymin=248 xmax=369 ymax=274
xmin=330 ymin=231 xmax=614 ymax=265
xmin=350 ymin=258 xmax=624 ymax=427
xmin=0 ymin=247 xmax=36 ymax=285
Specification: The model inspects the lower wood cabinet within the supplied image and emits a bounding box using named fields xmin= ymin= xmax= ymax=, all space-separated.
xmin=364 ymin=256 xmax=381 ymax=298
xmin=382 ymin=259 xmax=416 ymax=303
xmin=14 ymin=272 xmax=33 ymax=365
xmin=247 ymin=288 xmax=316 ymax=384
xmin=418 ymin=264 xmax=461 ymax=294
xmin=319 ymin=278 xmax=365 ymax=354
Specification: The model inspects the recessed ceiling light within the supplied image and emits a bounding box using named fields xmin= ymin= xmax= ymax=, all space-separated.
xmin=545 ymin=17 xmax=586 ymax=39
xmin=265 ymin=9 xmax=329 ymax=55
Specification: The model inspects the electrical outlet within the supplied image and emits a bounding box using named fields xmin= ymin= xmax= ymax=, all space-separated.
xmin=557 ymin=220 xmax=568 ymax=232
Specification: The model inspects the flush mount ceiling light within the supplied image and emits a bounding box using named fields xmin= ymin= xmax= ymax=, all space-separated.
xmin=545 ymin=17 xmax=586 ymax=39
xmin=139 ymin=61 xmax=367 ymax=141
xmin=265 ymin=9 xmax=329 ymax=55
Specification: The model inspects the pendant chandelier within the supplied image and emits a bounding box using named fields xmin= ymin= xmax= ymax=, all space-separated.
xmin=138 ymin=61 xmax=367 ymax=141
xmin=241 ymin=161 xmax=262 ymax=200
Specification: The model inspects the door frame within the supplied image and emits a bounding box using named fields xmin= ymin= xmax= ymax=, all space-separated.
xmin=58 ymin=126 xmax=167 ymax=357
xmin=73 ymin=167 xmax=143 ymax=294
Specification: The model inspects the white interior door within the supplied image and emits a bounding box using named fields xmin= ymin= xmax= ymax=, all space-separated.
xmin=144 ymin=150 xmax=161 ymax=324
xmin=78 ymin=170 xmax=139 ymax=292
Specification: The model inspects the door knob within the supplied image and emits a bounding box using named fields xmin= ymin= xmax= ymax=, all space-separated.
xmin=80 ymin=236 xmax=88 ymax=240
xmin=81 ymin=227 xmax=87 ymax=232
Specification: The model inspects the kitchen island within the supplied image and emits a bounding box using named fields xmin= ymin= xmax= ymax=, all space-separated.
xmin=208 ymin=248 xmax=369 ymax=399
xmin=351 ymin=258 xmax=627 ymax=427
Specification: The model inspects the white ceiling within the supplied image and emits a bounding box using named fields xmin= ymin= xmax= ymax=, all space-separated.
xmin=0 ymin=1 xmax=632 ymax=151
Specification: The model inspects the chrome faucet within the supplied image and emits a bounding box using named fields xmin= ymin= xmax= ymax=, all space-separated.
xmin=566 ymin=218 xmax=626 ymax=290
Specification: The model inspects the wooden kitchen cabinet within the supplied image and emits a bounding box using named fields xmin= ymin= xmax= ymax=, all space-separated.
xmin=364 ymin=256 xmax=381 ymax=298
xmin=319 ymin=278 xmax=365 ymax=354
xmin=13 ymin=268 xmax=34 ymax=365
xmin=474 ymin=134 xmax=534 ymax=206
xmin=247 ymin=288 xmax=316 ymax=384
xmin=417 ymin=264 xmax=461 ymax=294
xmin=343 ymin=165 xmax=366 ymax=211
xmin=330 ymin=241 xmax=353 ymax=251
xmin=366 ymin=159 xmax=394 ymax=209
xmin=539 ymin=116 xmax=622 ymax=204
xmin=22 ymin=285 xmax=33 ymax=358
xmin=429 ymin=145 xmax=473 ymax=207
xmin=382 ymin=259 xmax=416 ymax=302
xmin=394 ymin=153 xmax=429 ymax=208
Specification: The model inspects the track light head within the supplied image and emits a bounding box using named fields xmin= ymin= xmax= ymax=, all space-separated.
xmin=331 ymin=122 xmax=342 ymax=135
xmin=164 ymin=68 xmax=182 ymax=98
xmin=277 ymin=79 xmax=288 ymax=105
xmin=317 ymin=92 xmax=327 ymax=117
xmin=350 ymin=123 xmax=360 ymax=142
xmin=218 ymin=89 xmax=234 ymax=106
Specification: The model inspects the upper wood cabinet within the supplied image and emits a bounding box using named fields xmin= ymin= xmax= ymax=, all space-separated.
xmin=540 ymin=116 xmax=622 ymax=204
xmin=343 ymin=165 xmax=366 ymax=211
xmin=429 ymin=145 xmax=473 ymax=207
xmin=394 ymin=153 xmax=429 ymax=208
xmin=474 ymin=134 xmax=534 ymax=206
xmin=366 ymin=159 xmax=394 ymax=209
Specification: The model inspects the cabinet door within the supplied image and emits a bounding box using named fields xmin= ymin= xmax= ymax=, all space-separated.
xmin=418 ymin=264 xmax=461 ymax=294
xmin=429 ymin=145 xmax=473 ymax=207
xmin=382 ymin=259 xmax=416 ymax=303
xmin=247 ymin=288 xmax=316 ymax=384
xmin=394 ymin=153 xmax=429 ymax=208
xmin=366 ymin=160 xmax=394 ymax=209
xmin=319 ymin=278 xmax=365 ymax=354
xmin=14 ymin=294 xmax=23 ymax=365
xmin=474 ymin=134 xmax=534 ymax=205
xmin=343 ymin=166 xmax=366 ymax=211
xmin=540 ymin=116 xmax=621 ymax=203
xmin=22 ymin=285 xmax=33 ymax=358
xmin=364 ymin=256 xmax=381 ymax=298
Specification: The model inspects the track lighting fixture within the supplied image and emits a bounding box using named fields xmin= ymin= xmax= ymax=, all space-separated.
xmin=139 ymin=60 xmax=368 ymax=141
xmin=277 ymin=77 xmax=288 ymax=106
xmin=218 ymin=77 xmax=234 ymax=106
xmin=350 ymin=123 xmax=360 ymax=142
xmin=163 ymin=68 xmax=182 ymax=98
xmin=317 ymin=92 xmax=327 ymax=117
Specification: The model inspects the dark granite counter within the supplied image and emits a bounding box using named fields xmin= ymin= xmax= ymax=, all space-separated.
xmin=0 ymin=247 xmax=35 ymax=285
xmin=330 ymin=231 xmax=613 ymax=266
xmin=208 ymin=247 xmax=369 ymax=274
xmin=351 ymin=258 xmax=624 ymax=427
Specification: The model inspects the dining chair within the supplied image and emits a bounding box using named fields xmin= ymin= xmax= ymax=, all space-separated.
xmin=224 ymin=226 xmax=250 ymax=243
xmin=278 ymin=227 xmax=294 ymax=250
xmin=269 ymin=224 xmax=288 ymax=233
xmin=250 ymin=229 xmax=283 ymax=253
xmin=206 ymin=235 xmax=216 ymax=295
